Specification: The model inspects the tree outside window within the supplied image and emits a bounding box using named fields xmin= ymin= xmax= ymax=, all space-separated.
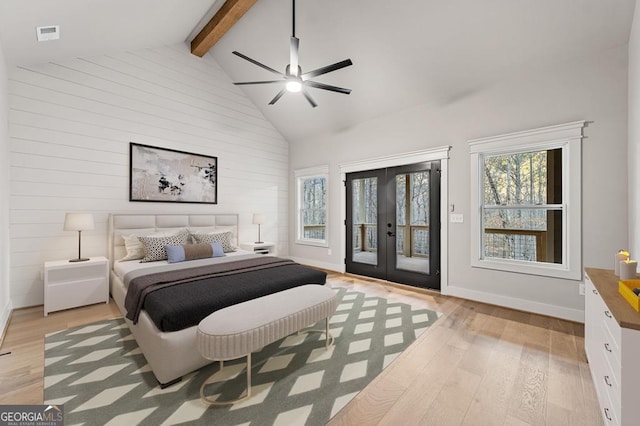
xmin=295 ymin=166 xmax=329 ymax=247
xmin=482 ymin=149 xmax=562 ymax=264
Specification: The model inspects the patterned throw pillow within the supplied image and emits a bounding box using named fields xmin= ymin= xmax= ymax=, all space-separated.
xmin=139 ymin=231 xmax=189 ymax=262
xmin=191 ymin=231 xmax=236 ymax=253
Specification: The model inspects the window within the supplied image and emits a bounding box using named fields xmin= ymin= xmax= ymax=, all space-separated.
xmin=295 ymin=166 xmax=329 ymax=247
xmin=469 ymin=121 xmax=585 ymax=280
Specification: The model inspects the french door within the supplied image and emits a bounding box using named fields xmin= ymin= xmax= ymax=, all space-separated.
xmin=345 ymin=161 xmax=441 ymax=290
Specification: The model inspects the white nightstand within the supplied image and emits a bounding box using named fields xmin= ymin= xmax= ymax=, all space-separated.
xmin=44 ymin=256 xmax=109 ymax=316
xmin=240 ymin=242 xmax=277 ymax=256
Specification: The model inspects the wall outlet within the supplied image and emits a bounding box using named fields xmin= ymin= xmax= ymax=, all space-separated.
xmin=579 ymin=282 xmax=585 ymax=296
xmin=450 ymin=213 xmax=464 ymax=223
xmin=327 ymin=249 xmax=332 ymax=256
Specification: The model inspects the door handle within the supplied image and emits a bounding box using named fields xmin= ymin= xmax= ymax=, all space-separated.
xmin=387 ymin=231 xmax=395 ymax=237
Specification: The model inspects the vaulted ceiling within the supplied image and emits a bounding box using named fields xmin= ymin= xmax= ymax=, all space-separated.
xmin=0 ymin=0 xmax=636 ymax=142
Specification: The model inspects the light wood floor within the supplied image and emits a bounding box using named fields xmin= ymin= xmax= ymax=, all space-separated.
xmin=0 ymin=273 xmax=602 ymax=425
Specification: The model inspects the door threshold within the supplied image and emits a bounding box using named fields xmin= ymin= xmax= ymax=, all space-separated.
xmin=343 ymin=272 xmax=441 ymax=296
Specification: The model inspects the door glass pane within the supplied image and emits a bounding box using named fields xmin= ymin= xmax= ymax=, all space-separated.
xmin=395 ymin=171 xmax=430 ymax=274
xmin=352 ymin=177 xmax=377 ymax=265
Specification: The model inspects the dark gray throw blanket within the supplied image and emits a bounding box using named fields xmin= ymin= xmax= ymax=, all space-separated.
xmin=125 ymin=256 xmax=295 ymax=324
xmin=124 ymin=256 xmax=327 ymax=331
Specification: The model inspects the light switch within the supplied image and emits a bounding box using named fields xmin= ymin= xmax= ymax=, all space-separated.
xmin=450 ymin=213 xmax=464 ymax=223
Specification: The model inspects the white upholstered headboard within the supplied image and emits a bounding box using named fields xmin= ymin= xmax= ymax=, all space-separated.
xmin=108 ymin=213 xmax=239 ymax=267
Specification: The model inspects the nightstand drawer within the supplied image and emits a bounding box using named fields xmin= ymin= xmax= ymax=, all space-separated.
xmin=44 ymin=257 xmax=109 ymax=316
xmin=47 ymin=278 xmax=106 ymax=313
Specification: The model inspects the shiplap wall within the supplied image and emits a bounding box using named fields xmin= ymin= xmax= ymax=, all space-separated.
xmin=8 ymin=43 xmax=289 ymax=308
xmin=0 ymin=40 xmax=11 ymax=329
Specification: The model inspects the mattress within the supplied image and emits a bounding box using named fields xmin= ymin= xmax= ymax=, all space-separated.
xmin=113 ymin=249 xmax=253 ymax=284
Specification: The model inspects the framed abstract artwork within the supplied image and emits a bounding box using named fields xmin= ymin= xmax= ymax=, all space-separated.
xmin=129 ymin=143 xmax=218 ymax=204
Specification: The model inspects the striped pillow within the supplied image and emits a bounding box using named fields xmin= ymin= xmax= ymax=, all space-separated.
xmin=166 ymin=242 xmax=225 ymax=263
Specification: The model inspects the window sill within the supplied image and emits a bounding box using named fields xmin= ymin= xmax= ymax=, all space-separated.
xmin=471 ymin=258 xmax=582 ymax=281
xmin=295 ymin=239 xmax=328 ymax=248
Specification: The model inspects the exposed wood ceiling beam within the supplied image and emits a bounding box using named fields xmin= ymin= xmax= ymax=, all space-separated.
xmin=191 ymin=0 xmax=258 ymax=57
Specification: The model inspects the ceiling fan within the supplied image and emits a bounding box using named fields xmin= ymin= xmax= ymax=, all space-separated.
xmin=232 ymin=0 xmax=353 ymax=108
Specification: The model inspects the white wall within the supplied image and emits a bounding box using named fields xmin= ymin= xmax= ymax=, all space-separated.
xmin=289 ymin=44 xmax=629 ymax=321
xmin=0 ymin=37 xmax=12 ymax=333
xmin=8 ymin=43 xmax=289 ymax=308
xmin=629 ymin=3 xmax=640 ymax=267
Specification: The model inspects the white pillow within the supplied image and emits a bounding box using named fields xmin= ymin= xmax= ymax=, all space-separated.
xmin=119 ymin=230 xmax=183 ymax=261
xmin=120 ymin=233 xmax=146 ymax=261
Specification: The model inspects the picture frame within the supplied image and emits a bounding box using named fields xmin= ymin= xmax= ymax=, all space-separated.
xmin=129 ymin=143 xmax=218 ymax=204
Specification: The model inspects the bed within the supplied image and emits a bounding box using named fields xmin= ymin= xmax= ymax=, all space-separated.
xmin=108 ymin=213 xmax=327 ymax=386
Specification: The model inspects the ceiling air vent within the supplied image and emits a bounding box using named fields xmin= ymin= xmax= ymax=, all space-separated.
xmin=36 ymin=25 xmax=60 ymax=42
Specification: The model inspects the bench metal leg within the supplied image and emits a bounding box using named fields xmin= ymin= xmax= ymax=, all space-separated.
xmin=300 ymin=317 xmax=334 ymax=349
xmin=200 ymin=353 xmax=252 ymax=406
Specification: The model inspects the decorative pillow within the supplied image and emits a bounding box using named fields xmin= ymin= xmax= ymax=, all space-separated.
xmin=166 ymin=242 xmax=225 ymax=263
xmin=120 ymin=233 xmax=147 ymax=261
xmin=139 ymin=231 xmax=189 ymax=262
xmin=191 ymin=231 xmax=236 ymax=253
xmin=120 ymin=232 xmax=168 ymax=261
xmin=119 ymin=230 xmax=185 ymax=261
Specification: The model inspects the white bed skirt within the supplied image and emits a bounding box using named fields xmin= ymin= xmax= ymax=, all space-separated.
xmin=110 ymin=270 xmax=212 ymax=385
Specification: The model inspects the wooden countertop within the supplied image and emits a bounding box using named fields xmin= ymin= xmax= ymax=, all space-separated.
xmin=586 ymin=267 xmax=640 ymax=331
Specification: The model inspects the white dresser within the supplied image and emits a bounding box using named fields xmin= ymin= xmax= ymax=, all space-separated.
xmin=584 ymin=268 xmax=640 ymax=425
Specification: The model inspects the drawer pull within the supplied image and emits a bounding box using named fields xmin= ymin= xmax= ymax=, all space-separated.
xmin=604 ymin=408 xmax=612 ymax=421
xmin=604 ymin=375 xmax=612 ymax=387
xmin=604 ymin=310 xmax=612 ymax=319
xmin=604 ymin=343 xmax=612 ymax=352
xmin=592 ymin=289 xmax=598 ymax=295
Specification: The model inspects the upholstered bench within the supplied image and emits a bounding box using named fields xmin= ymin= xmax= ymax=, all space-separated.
xmin=196 ymin=284 xmax=338 ymax=405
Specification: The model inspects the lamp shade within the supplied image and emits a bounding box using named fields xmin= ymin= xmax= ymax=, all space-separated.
xmin=64 ymin=213 xmax=95 ymax=231
xmin=252 ymin=214 xmax=265 ymax=225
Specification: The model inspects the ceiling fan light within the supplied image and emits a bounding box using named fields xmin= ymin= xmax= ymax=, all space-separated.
xmin=286 ymin=80 xmax=302 ymax=93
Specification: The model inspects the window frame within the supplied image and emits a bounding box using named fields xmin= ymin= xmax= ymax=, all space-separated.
xmin=469 ymin=121 xmax=585 ymax=280
xmin=295 ymin=165 xmax=329 ymax=247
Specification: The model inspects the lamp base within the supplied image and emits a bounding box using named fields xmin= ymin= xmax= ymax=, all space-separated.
xmin=254 ymin=241 xmax=264 ymax=244
xmin=69 ymin=257 xmax=90 ymax=263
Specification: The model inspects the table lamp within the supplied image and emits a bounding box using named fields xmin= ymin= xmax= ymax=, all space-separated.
xmin=64 ymin=213 xmax=94 ymax=262
xmin=252 ymin=213 xmax=265 ymax=244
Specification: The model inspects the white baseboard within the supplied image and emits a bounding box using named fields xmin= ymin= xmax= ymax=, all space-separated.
xmin=0 ymin=300 xmax=13 ymax=345
xmin=289 ymin=256 xmax=584 ymax=322
xmin=288 ymin=257 xmax=344 ymax=273
xmin=447 ymin=285 xmax=585 ymax=323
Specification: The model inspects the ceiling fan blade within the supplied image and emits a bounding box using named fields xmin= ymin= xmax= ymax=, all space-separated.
xmin=301 ymin=59 xmax=353 ymax=79
xmin=302 ymin=89 xmax=318 ymax=108
xmin=232 ymin=51 xmax=283 ymax=76
xmin=269 ymin=89 xmax=287 ymax=105
xmin=290 ymin=37 xmax=300 ymax=76
xmin=305 ymin=80 xmax=352 ymax=95
xmin=234 ymin=80 xmax=284 ymax=86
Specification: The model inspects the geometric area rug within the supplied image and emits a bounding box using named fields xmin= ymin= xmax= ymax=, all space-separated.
xmin=44 ymin=287 xmax=440 ymax=426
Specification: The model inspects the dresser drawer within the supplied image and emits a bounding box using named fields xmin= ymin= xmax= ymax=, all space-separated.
xmin=602 ymin=391 xmax=620 ymax=426
xmin=602 ymin=306 xmax=622 ymax=350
